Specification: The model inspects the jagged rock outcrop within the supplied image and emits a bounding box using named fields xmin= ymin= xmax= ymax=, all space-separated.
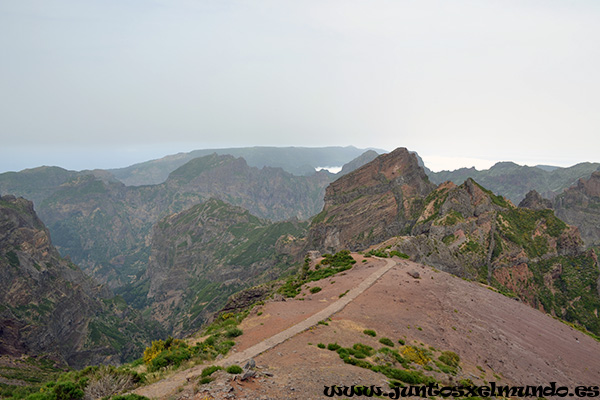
xmin=554 ymin=171 xmax=600 ymax=247
xmin=308 ymin=148 xmax=435 ymax=252
xmin=143 ymin=198 xmax=306 ymax=335
xmin=307 ymin=157 xmax=599 ymax=335
xmin=373 ymin=180 xmax=599 ymax=335
xmin=519 ymin=190 xmax=553 ymax=210
xmin=0 ymin=195 xmax=161 ymax=368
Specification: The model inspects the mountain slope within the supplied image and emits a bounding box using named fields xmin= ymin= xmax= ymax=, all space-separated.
xmin=36 ymin=154 xmax=328 ymax=288
xmin=384 ymin=179 xmax=600 ymax=336
xmin=0 ymin=195 xmax=162 ymax=368
xmin=308 ymin=148 xmax=600 ymax=336
xmin=134 ymin=254 xmax=600 ymax=399
xmin=0 ymin=166 xmax=80 ymax=206
xmin=142 ymin=198 xmax=307 ymax=335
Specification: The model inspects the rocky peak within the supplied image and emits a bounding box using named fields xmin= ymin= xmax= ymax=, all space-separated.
xmin=0 ymin=195 xmax=46 ymax=241
xmin=518 ymin=190 xmax=553 ymax=210
xmin=553 ymin=171 xmax=600 ymax=247
xmin=324 ymin=147 xmax=431 ymax=207
xmin=308 ymin=148 xmax=435 ymax=252
xmin=575 ymin=171 xmax=600 ymax=198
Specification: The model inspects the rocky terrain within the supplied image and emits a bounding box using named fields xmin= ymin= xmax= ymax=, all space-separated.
xmin=133 ymin=254 xmax=600 ymax=399
xmin=308 ymin=147 xmax=435 ymax=252
xmin=0 ymin=195 xmax=162 ymax=369
xmin=34 ymin=154 xmax=330 ymax=288
xmin=141 ymin=198 xmax=307 ymax=336
xmin=2 ymin=146 xmax=600 ymax=399
xmin=308 ymin=149 xmax=600 ymax=337
xmin=554 ymin=171 xmax=600 ymax=247
xmin=0 ymin=151 xmax=379 ymax=292
xmin=387 ymin=178 xmax=600 ymax=336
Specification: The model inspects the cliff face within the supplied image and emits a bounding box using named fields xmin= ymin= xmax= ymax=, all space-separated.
xmin=143 ymin=198 xmax=307 ymax=335
xmin=308 ymin=148 xmax=435 ymax=252
xmin=554 ymin=171 xmax=600 ymax=247
xmin=0 ymin=195 xmax=161 ymax=368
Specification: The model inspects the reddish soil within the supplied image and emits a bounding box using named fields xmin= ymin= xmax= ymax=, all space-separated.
xmin=136 ymin=256 xmax=600 ymax=400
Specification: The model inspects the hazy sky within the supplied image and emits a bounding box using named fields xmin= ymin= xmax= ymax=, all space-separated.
xmin=1 ymin=0 xmax=599 ymax=172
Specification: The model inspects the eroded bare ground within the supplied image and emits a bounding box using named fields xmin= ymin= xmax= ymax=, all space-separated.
xmin=137 ymin=255 xmax=600 ymax=399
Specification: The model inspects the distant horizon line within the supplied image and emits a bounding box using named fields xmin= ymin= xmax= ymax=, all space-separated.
xmin=0 ymin=145 xmax=597 ymax=175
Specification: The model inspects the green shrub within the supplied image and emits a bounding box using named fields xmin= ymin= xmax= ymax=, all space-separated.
xmin=225 ymin=365 xmax=243 ymax=374
xmin=52 ymin=381 xmax=84 ymax=400
xmin=438 ymin=351 xmax=460 ymax=367
xmin=398 ymin=338 xmax=405 ymax=345
xmin=352 ymin=343 xmax=374 ymax=357
xmin=111 ymin=395 xmax=150 ymax=400
xmin=379 ymin=337 xmax=394 ymax=347
xmin=373 ymin=366 xmax=435 ymax=385
xmin=201 ymin=365 xmax=222 ymax=377
xmin=148 ymin=346 xmax=192 ymax=372
xmin=317 ymin=343 xmax=326 ymax=349
xmin=363 ymin=329 xmax=376 ymax=337
xmin=435 ymin=360 xmax=457 ymax=375
xmin=225 ymin=327 xmax=243 ymax=338
xmin=309 ymin=286 xmax=322 ymax=294
xmin=389 ymin=250 xmax=409 ymax=259
xmin=327 ymin=343 xmax=341 ymax=351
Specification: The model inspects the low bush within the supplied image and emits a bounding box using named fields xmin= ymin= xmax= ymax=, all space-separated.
xmin=327 ymin=343 xmax=341 ymax=351
xmin=201 ymin=366 xmax=222 ymax=377
xmin=226 ymin=365 xmax=243 ymax=374
xmin=363 ymin=329 xmax=377 ymax=337
xmin=225 ymin=327 xmax=243 ymax=338
xmin=438 ymin=351 xmax=460 ymax=367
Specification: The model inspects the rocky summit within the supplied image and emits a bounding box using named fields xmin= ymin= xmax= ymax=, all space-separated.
xmin=308 ymin=147 xmax=435 ymax=252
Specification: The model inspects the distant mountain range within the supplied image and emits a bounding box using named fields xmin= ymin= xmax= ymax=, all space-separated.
xmin=109 ymin=146 xmax=387 ymax=186
xmin=428 ymin=161 xmax=600 ymax=204
xmin=1 ymin=144 xmax=600 ymax=378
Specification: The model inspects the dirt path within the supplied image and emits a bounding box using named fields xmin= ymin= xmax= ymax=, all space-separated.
xmin=134 ymin=257 xmax=399 ymax=399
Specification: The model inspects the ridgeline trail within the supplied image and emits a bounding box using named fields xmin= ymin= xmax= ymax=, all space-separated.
xmin=134 ymin=257 xmax=399 ymax=399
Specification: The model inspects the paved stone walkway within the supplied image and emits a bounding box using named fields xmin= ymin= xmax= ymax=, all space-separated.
xmin=135 ymin=257 xmax=398 ymax=399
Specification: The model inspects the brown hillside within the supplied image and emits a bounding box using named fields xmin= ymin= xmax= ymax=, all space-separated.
xmin=135 ymin=255 xmax=600 ymax=399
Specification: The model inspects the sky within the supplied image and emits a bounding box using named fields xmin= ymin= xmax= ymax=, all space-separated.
xmin=1 ymin=0 xmax=599 ymax=173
